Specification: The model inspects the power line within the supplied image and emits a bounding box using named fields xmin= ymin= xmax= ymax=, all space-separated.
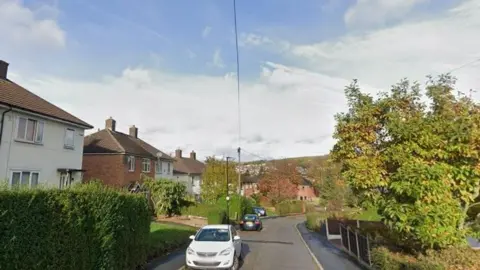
xmin=447 ymin=57 xmax=480 ymax=74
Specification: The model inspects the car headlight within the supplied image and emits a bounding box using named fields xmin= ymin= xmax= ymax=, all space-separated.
xmin=219 ymin=247 xmax=232 ymax=256
xmin=187 ymin=247 xmax=195 ymax=255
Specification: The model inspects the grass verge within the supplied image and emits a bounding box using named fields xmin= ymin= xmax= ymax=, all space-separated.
xmin=147 ymin=222 xmax=197 ymax=261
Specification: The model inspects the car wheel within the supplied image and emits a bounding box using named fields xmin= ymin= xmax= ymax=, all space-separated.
xmin=230 ymin=255 xmax=239 ymax=270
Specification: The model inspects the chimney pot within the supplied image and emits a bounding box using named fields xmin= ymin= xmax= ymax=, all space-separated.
xmin=105 ymin=117 xmax=116 ymax=131
xmin=190 ymin=151 xmax=196 ymax=160
xmin=175 ymin=149 xmax=182 ymax=158
xmin=129 ymin=125 xmax=138 ymax=138
xmin=0 ymin=60 xmax=9 ymax=80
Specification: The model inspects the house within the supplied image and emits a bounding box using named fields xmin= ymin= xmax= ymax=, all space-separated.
xmin=297 ymin=177 xmax=317 ymax=201
xmin=0 ymin=60 xmax=93 ymax=188
xmin=241 ymin=175 xmax=261 ymax=197
xmin=172 ymin=149 xmax=205 ymax=198
xmin=82 ymin=117 xmax=174 ymax=187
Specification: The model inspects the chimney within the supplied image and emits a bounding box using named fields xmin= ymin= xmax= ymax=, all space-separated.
xmin=105 ymin=117 xmax=116 ymax=131
xmin=129 ymin=125 xmax=138 ymax=138
xmin=0 ymin=60 xmax=9 ymax=80
xmin=190 ymin=151 xmax=196 ymax=160
xmin=175 ymin=149 xmax=182 ymax=158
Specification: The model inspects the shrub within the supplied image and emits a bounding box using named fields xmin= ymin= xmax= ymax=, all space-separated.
xmin=276 ymin=200 xmax=304 ymax=215
xmin=0 ymin=182 xmax=150 ymax=270
xmin=143 ymin=177 xmax=187 ymax=217
xmin=306 ymin=212 xmax=324 ymax=231
xmin=217 ymin=194 xmax=254 ymax=220
xmin=181 ymin=203 xmax=221 ymax=218
xmin=207 ymin=209 xmax=228 ymax=224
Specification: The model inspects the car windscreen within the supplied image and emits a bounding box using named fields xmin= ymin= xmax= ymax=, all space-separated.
xmin=195 ymin=228 xmax=230 ymax=242
xmin=253 ymin=207 xmax=264 ymax=211
xmin=243 ymin=215 xmax=257 ymax=221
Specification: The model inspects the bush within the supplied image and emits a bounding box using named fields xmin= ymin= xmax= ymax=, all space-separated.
xmin=181 ymin=203 xmax=221 ymax=218
xmin=305 ymin=212 xmax=326 ymax=231
xmin=207 ymin=209 xmax=228 ymax=224
xmin=0 ymin=182 xmax=150 ymax=270
xmin=371 ymin=246 xmax=480 ymax=270
xmin=276 ymin=200 xmax=304 ymax=215
xmin=217 ymin=194 xmax=254 ymax=220
xmin=143 ymin=177 xmax=187 ymax=217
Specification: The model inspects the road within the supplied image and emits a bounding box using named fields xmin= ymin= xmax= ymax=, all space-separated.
xmin=149 ymin=216 xmax=320 ymax=270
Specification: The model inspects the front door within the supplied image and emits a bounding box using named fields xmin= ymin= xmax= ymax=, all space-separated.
xmin=59 ymin=172 xmax=70 ymax=189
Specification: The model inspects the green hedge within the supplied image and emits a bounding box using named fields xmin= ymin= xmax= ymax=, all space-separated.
xmin=217 ymin=195 xmax=254 ymax=220
xmin=0 ymin=183 xmax=150 ymax=270
xmin=276 ymin=200 xmax=304 ymax=215
xmin=181 ymin=203 xmax=221 ymax=218
xmin=207 ymin=209 xmax=228 ymax=224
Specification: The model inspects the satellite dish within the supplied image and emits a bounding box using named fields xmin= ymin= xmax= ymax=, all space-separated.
xmin=156 ymin=152 xmax=163 ymax=158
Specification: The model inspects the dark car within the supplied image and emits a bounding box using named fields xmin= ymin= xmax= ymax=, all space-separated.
xmin=240 ymin=214 xmax=263 ymax=231
xmin=253 ymin=206 xmax=267 ymax=217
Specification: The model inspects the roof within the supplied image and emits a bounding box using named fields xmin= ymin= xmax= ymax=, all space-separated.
xmin=173 ymin=156 xmax=205 ymax=174
xmin=0 ymin=78 xmax=92 ymax=128
xmin=241 ymin=175 xmax=261 ymax=184
xmin=301 ymin=177 xmax=314 ymax=186
xmin=83 ymin=129 xmax=173 ymax=160
xmin=201 ymin=224 xmax=231 ymax=229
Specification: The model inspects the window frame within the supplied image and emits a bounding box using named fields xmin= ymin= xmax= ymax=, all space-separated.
xmin=142 ymin=158 xmax=151 ymax=173
xmin=155 ymin=160 xmax=162 ymax=174
xmin=10 ymin=171 xmax=40 ymax=188
xmin=167 ymin=162 xmax=171 ymax=173
xmin=15 ymin=116 xmax=44 ymax=144
xmin=64 ymin=128 xmax=75 ymax=149
xmin=127 ymin=156 xmax=135 ymax=172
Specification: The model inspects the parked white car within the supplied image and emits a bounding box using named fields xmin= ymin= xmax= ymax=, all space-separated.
xmin=185 ymin=224 xmax=242 ymax=270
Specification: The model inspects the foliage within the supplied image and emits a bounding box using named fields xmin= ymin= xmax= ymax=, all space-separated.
xmin=217 ymin=194 xmax=255 ymax=220
xmin=331 ymin=75 xmax=480 ymax=251
xmin=250 ymin=193 xmax=261 ymax=205
xmin=181 ymin=203 xmax=221 ymax=218
xmin=201 ymin=157 xmax=239 ymax=203
xmin=315 ymin=168 xmax=352 ymax=210
xmin=148 ymin=222 xmax=197 ymax=260
xmin=371 ymin=246 xmax=480 ymax=270
xmin=0 ymin=182 xmax=150 ymax=270
xmin=207 ymin=209 xmax=228 ymax=224
xmin=306 ymin=212 xmax=327 ymax=231
xmin=276 ymin=200 xmax=304 ymax=215
xmin=258 ymin=161 xmax=299 ymax=204
xmin=143 ymin=177 xmax=188 ymax=217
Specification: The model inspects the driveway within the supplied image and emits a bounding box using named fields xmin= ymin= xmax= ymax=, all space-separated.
xmin=148 ymin=216 xmax=320 ymax=270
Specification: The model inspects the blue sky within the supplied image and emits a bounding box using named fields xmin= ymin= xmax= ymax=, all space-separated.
xmin=2 ymin=0 xmax=479 ymax=160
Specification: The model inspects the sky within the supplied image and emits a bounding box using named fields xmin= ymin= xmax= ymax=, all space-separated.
xmin=1 ymin=0 xmax=480 ymax=161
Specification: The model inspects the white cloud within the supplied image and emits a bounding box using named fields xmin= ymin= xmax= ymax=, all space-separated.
xmin=202 ymin=26 xmax=212 ymax=38
xmin=291 ymin=0 xmax=480 ymax=93
xmin=239 ymin=33 xmax=291 ymax=53
xmin=209 ymin=48 xmax=225 ymax=68
xmin=344 ymin=0 xmax=429 ymax=29
xmin=13 ymin=62 xmax=351 ymax=160
xmin=0 ymin=0 xmax=65 ymax=49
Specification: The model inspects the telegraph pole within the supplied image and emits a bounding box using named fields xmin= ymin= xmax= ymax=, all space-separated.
xmin=226 ymin=156 xmax=232 ymax=222
xmin=237 ymin=147 xmax=241 ymax=195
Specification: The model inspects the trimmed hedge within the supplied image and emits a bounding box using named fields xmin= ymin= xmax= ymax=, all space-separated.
xmin=0 ymin=183 xmax=150 ymax=270
xmin=276 ymin=200 xmax=304 ymax=215
xmin=181 ymin=203 xmax=221 ymax=218
xmin=207 ymin=209 xmax=228 ymax=224
xmin=217 ymin=195 xmax=254 ymax=220
xmin=371 ymin=246 xmax=480 ymax=270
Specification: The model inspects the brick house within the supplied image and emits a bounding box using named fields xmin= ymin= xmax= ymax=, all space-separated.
xmin=82 ymin=117 xmax=174 ymax=188
xmin=241 ymin=175 xmax=261 ymax=197
xmin=297 ymin=177 xmax=317 ymax=201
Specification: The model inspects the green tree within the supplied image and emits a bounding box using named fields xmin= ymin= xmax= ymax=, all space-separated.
xmin=201 ymin=157 xmax=239 ymax=203
xmin=331 ymin=75 xmax=480 ymax=251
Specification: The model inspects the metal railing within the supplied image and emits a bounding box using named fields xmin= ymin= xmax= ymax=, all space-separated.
xmin=339 ymin=223 xmax=372 ymax=267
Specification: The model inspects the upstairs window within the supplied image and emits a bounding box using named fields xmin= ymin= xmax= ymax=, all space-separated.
xmin=142 ymin=159 xmax=151 ymax=172
xmin=64 ymin=128 xmax=75 ymax=149
xmin=16 ymin=117 xmax=44 ymax=143
xmin=127 ymin=156 xmax=135 ymax=172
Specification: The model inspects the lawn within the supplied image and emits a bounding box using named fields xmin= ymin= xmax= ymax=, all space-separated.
xmin=148 ymin=222 xmax=197 ymax=260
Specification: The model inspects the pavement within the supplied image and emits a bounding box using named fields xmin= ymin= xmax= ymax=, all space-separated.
xmin=148 ymin=216 xmax=321 ymax=270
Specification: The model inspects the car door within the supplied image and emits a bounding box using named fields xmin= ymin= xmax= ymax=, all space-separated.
xmin=231 ymin=226 xmax=242 ymax=256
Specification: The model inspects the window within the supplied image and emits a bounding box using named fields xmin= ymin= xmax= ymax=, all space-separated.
xmin=11 ymin=171 xmax=39 ymax=188
xmin=155 ymin=161 xmax=162 ymax=173
xmin=16 ymin=117 xmax=44 ymax=143
xmin=127 ymin=156 xmax=135 ymax=172
xmin=142 ymin=159 xmax=151 ymax=172
xmin=64 ymin=128 xmax=75 ymax=149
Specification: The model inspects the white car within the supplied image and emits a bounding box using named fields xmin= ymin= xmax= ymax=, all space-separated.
xmin=185 ymin=224 xmax=242 ymax=270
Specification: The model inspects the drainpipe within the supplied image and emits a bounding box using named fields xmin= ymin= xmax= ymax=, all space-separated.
xmin=0 ymin=106 xmax=12 ymax=149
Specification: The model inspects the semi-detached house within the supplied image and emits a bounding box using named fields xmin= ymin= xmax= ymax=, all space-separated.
xmin=0 ymin=60 xmax=93 ymax=188
xmin=172 ymin=149 xmax=205 ymax=198
xmin=82 ymin=117 xmax=174 ymax=188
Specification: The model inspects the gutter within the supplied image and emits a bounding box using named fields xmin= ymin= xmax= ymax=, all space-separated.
xmin=0 ymin=106 xmax=12 ymax=149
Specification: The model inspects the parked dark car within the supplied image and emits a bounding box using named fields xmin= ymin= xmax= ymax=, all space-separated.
xmin=253 ymin=206 xmax=267 ymax=216
xmin=240 ymin=214 xmax=263 ymax=231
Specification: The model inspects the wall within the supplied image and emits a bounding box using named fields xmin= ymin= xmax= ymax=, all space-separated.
xmin=173 ymin=173 xmax=201 ymax=195
xmin=82 ymin=154 xmax=125 ymax=186
xmin=297 ymin=184 xmax=317 ymax=201
xmin=155 ymin=159 xmax=173 ymax=179
xmin=0 ymin=109 xmax=86 ymax=188
xmin=124 ymin=155 xmax=155 ymax=185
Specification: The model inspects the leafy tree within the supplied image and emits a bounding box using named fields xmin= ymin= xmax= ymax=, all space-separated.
xmin=331 ymin=75 xmax=480 ymax=251
xmin=143 ymin=177 xmax=187 ymax=217
xmin=258 ymin=160 xmax=299 ymax=204
xmin=201 ymin=157 xmax=238 ymax=203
